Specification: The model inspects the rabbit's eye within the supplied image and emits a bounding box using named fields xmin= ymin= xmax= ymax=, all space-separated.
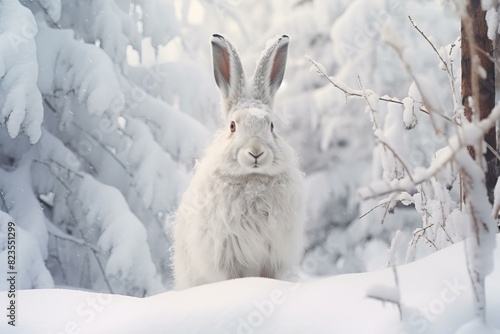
xmin=270 ymin=122 xmax=274 ymax=132
xmin=230 ymin=121 xmax=236 ymax=133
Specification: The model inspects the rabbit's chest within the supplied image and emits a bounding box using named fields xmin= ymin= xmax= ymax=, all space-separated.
xmin=202 ymin=175 xmax=292 ymax=242
xmin=208 ymin=176 xmax=288 ymax=222
xmin=201 ymin=176 xmax=292 ymax=273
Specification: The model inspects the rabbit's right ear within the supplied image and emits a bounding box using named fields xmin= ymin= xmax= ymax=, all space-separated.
xmin=211 ymin=34 xmax=246 ymax=118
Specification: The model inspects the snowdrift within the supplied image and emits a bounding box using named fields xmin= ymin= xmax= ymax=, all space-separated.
xmin=2 ymin=235 xmax=500 ymax=334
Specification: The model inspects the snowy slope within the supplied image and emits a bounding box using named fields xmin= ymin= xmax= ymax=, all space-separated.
xmin=2 ymin=235 xmax=499 ymax=334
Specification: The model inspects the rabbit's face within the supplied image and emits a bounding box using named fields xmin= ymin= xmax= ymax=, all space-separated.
xmin=218 ymin=108 xmax=290 ymax=176
xmin=224 ymin=107 xmax=279 ymax=175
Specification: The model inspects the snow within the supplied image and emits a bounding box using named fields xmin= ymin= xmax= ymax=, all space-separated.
xmin=2 ymin=234 xmax=499 ymax=334
xmin=402 ymin=96 xmax=418 ymax=129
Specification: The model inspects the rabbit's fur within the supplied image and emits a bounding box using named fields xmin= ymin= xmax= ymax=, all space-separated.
xmin=173 ymin=34 xmax=305 ymax=290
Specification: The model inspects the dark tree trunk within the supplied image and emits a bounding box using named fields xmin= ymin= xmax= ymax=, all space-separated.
xmin=461 ymin=0 xmax=497 ymax=203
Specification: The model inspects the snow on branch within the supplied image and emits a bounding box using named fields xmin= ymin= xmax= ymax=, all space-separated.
xmin=57 ymin=0 xmax=142 ymax=64
xmin=121 ymin=78 xmax=211 ymax=164
xmin=36 ymin=24 xmax=123 ymax=117
xmin=0 ymin=0 xmax=43 ymax=143
xmin=134 ymin=0 xmax=180 ymax=50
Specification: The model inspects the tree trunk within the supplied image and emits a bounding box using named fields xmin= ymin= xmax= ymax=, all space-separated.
xmin=461 ymin=0 xmax=497 ymax=203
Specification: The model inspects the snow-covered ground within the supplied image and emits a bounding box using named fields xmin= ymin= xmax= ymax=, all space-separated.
xmin=3 ymin=235 xmax=499 ymax=334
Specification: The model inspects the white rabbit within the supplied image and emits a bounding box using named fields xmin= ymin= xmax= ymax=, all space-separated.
xmin=173 ymin=34 xmax=305 ymax=290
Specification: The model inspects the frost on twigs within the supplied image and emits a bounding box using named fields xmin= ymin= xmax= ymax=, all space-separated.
xmin=0 ymin=0 xmax=43 ymax=144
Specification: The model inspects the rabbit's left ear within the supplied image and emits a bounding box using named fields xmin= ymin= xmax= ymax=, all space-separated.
xmin=211 ymin=34 xmax=246 ymax=118
xmin=252 ymin=35 xmax=290 ymax=108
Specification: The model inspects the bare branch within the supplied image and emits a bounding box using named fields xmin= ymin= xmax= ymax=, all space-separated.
xmin=383 ymin=36 xmax=441 ymax=134
xmin=358 ymin=202 xmax=386 ymax=220
xmin=408 ymin=16 xmax=449 ymax=71
xmin=408 ymin=16 xmax=463 ymax=120
xmin=47 ymin=220 xmax=101 ymax=253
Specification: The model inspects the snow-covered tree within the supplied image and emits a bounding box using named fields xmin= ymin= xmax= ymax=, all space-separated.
xmin=0 ymin=0 xmax=214 ymax=295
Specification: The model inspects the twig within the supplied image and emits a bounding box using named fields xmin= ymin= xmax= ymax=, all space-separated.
xmin=408 ymin=17 xmax=465 ymax=142
xmin=366 ymin=295 xmax=400 ymax=305
xmin=440 ymin=222 xmax=455 ymax=244
xmin=380 ymin=200 xmax=392 ymax=225
xmin=47 ymin=220 xmax=101 ymax=253
xmin=408 ymin=16 xmax=448 ymax=72
xmin=34 ymin=158 xmax=84 ymax=179
xmin=378 ymin=140 xmax=415 ymax=183
xmin=359 ymin=202 xmax=386 ymax=220
xmin=383 ymin=36 xmax=441 ymax=134
xmin=79 ymin=228 xmax=115 ymax=294
xmin=32 ymin=160 xmax=73 ymax=194
xmin=66 ymin=198 xmax=115 ymax=295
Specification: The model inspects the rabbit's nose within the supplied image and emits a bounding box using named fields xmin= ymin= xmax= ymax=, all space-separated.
xmin=248 ymin=151 xmax=264 ymax=160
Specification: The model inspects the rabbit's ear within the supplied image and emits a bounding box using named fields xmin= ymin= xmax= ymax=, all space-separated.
xmin=252 ymin=35 xmax=289 ymax=108
xmin=211 ymin=34 xmax=246 ymax=117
